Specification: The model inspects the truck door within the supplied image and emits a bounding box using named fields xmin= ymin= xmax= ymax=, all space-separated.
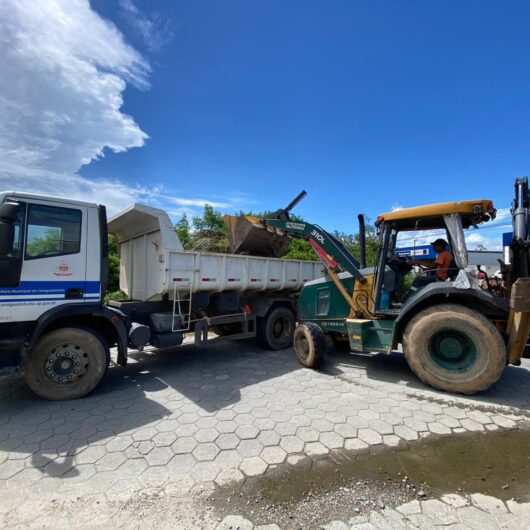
xmin=1 ymin=200 xmax=89 ymax=323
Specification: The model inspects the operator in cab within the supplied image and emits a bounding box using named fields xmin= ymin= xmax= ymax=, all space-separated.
xmin=407 ymin=238 xmax=453 ymax=290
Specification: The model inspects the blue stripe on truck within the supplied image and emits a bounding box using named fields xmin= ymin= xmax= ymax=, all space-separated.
xmin=0 ymin=281 xmax=101 ymax=297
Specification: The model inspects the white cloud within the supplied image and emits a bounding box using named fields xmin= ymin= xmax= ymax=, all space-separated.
xmin=495 ymin=207 xmax=511 ymax=222
xmin=465 ymin=231 xmax=503 ymax=251
xmin=391 ymin=202 xmax=403 ymax=211
xmin=0 ymin=0 xmax=243 ymax=219
xmin=0 ymin=0 xmax=150 ymax=177
xmin=119 ymin=0 xmax=175 ymax=53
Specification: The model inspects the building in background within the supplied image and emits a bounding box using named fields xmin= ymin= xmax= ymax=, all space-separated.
xmin=396 ymin=244 xmax=502 ymax=276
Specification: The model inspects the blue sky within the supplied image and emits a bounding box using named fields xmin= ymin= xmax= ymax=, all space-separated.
xmin=2 ymin=1 xmax=529 ymax=250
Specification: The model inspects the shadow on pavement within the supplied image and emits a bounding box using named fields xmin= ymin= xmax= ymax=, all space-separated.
xmin=322 ymin=347 xmax=530 ymax=412
xmin=0 ymin=339 xmax=298 ymax=479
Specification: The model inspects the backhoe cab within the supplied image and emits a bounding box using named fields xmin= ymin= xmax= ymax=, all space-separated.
xmin=226 ymin=180 xmax=530 ymax=395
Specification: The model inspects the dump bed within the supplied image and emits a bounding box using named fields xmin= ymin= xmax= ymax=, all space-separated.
xmin=109 ymin=204 xmax=323 ymax=301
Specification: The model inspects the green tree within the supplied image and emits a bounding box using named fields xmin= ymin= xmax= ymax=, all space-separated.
xmin=107 ymin=233 xmax=120 ymax=292
xmin=191 ymin=204 xmax=229 ymax=252
xmin=175 ymin=213 xmax=192 ymax=249
xmin=282 ymin=238 xmax=317 ymax=261
xmin=331 ymin=223 xmax=379 ymax=267
xmin=26 ymin=228 xmax=61 ymax=257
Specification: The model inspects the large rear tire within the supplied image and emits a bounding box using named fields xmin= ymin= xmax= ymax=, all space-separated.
xmin=257 ymin=306 xmax=296 ymax=350
xmin=293 ymin=322 xmax=327 ymax=368
xmin=403 ymin=304 xmax=506 ymax=394
xmin=24 ymin=327 xmax=110 ymax=401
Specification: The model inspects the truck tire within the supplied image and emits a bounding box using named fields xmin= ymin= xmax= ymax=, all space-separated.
xmin=24 ymin=327 xmax=110 ymax=401
xmin=257 ymin=306 xmax=295 ymax=350
xmin=294 ymin=323 xmax=327 ymax=368
xmin=403 ymin=304 xmax=506 ymax=394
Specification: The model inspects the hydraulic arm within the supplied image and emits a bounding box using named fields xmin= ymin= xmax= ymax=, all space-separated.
xmin=263 ymin=214 xmax=367 ymax=316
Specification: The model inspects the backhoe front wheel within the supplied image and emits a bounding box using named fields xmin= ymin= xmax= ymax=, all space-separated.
xmin=24 ymin=327 xmax=110 ymax=401
xmin=403 ymin=304 xmax=506 ymax=394
xmin=294 ymin=323 xmax=327 ymax=368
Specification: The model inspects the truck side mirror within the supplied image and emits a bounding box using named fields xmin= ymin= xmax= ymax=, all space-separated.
xmin=0 ymin=221 xmax=15 ymax=258
xmin=0 ymin=201 xmax=21 ymax=221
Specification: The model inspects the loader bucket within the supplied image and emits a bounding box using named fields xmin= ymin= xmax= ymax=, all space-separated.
xmin=224 ymin=215 xmax=292 ymax=258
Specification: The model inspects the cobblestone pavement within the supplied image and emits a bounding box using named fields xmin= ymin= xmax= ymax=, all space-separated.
xmin=0 ymin=340 xmax=529 ymax=528
xmin=218 ymin=494 xmax=530 ymax=530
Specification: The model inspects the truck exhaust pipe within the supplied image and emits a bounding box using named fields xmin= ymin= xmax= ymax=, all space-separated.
xmin=358 ymin=214 xmax=366 ymax=269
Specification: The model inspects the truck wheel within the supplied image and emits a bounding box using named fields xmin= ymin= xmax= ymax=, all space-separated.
xmin=24 ymin=327 xmax=110 ymax=401
xmin=258 ymin=306 xmax=295 ymax=350
xmin=403 ymin=304 xmax=506 ymax=394
xmin=294 ymin=323 xmax=327 ymax=368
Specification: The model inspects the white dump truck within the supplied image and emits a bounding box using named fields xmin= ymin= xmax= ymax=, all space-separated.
xmin=0 ymin=192 xmax=323 ymax=400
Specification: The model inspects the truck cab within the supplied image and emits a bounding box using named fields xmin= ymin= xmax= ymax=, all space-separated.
xmin=0 ymin=192 xmax=105 ymax=310
xmin=0 ymin=192 xmax=131 ymax=400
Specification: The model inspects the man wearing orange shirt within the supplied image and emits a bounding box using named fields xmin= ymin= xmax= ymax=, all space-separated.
xmin=407 ymin=238 xmax=454 ymax=290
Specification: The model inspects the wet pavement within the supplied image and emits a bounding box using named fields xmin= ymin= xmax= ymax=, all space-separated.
xmin=0 ymin=341 xmax=529 ymax=528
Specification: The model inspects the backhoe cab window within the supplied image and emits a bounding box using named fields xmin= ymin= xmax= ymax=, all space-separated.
xmin=25 ymin=204 xmax=81 ymax=260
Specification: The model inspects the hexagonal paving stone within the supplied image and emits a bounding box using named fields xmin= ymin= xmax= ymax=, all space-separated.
xmin=192 ymin=442 xmax=220 ymax=462
xmin=215 ymin=467 xmax=244 ymax=486
xmin=393 ymin=425 xmax=418 ymax=442
xmin=137 ymin=441 xmax=154 ymax=455
xmin=260 ymin=446 xmax=287 ymax=465
xmin=215 ymin=409 xmax=236 ymax=421
xmin=334 ymin=423 xmax=357 ymax=439
xmin=235 ymin=424 xmax=259 ymax=440
xmin=237 ymin=439 xmax=264 ymax=458
xmin=239 ymin=456 xmax=268 ymax=476
xmin=274 ymin=422 xmax=298 ymax=436
xmin=296 ymin=426 xmax=319 ymax=442
xmin=304 ymin=441 xmax=328 ymax=457
xmin=257 ymin=430 xmax=280 ymax=447
xmin=132 ymin=427 xmax=158 ymax=442
xmin=197 ymin=416 xmax=217 ymax=429
xmin=215 ymin=433 xmax=240 ymax=450
xmin=254 ymin=418 xmax=275 ymax=430
xmin=0 ymin=459 xmax=25 ymax=480
xmin=105 ymin=436 xmax=133 ymax=453
xmin=460 ymin=418 xmax=485 ymax=432
xmin=344 ymin=438 xmax=369 ymax=453
xmin=96 ymin=452 xmax=127 ymax=471
xmin=166 ymin=453 xmax=196 ymax=474
xmin=252 ymin=406 xmax=272 ymax=418
xmin=155 ymin=419 xmax=181 ymax=432
xmin=195 ymin=428 xmax=219 ymax=443
xmin=191 ymin=461 xmax=221 ymax=482
xmin=153 ymin=431 xmax=177 ymax=447
xmin=171 ymin=436 xmax=197 ymax=454
xmin=319 ymin=431 xmax=344 ymax=449
xmin=215 ymin=420 xmax=238 ymax=434
xmin=311 ymin=418 xmax=334 ymax=432
xmin=279 ymin=435 xmax=304 ymax=453
xmin=145 ymin=447 xmax=174 ymax=466
xmin=234 ymin=413 xmax=254 ymax=426
xmin=179 ymin=413 xmax=200 ymax=425
xmin=369 ymin=419 xmax=394 ymax=436
xmin=75 ymin=445 xmax=106 ymax=465
xmin=427 ymin=422 xmax=451 ymax=435
xmin=216 ymin=449 xmax=242 ymax=469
